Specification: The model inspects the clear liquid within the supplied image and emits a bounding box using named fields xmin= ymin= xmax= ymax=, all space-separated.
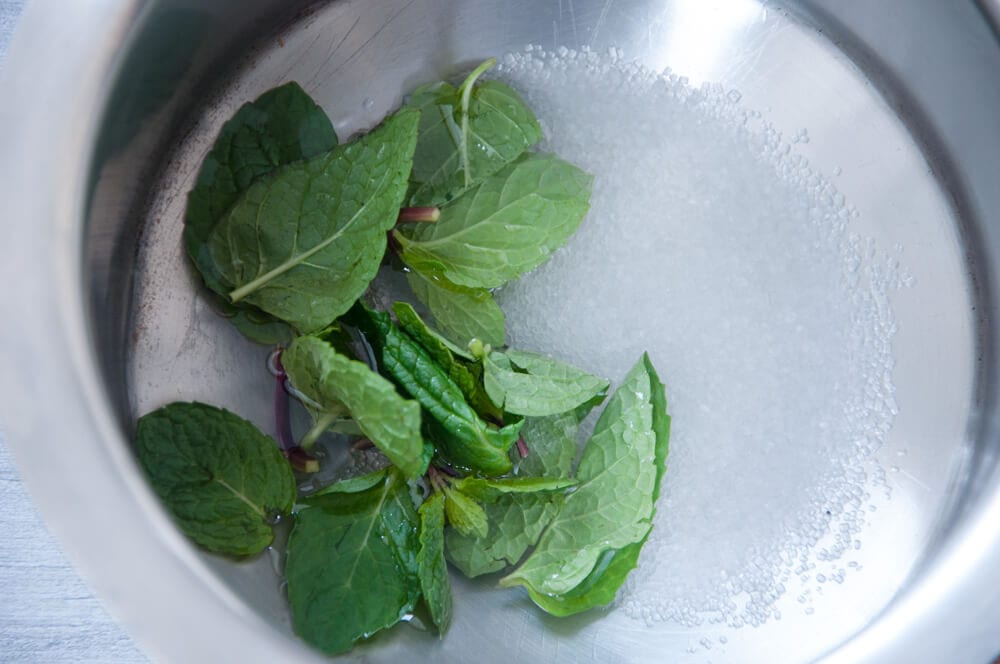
xmin=496 ymin=46 xmax=906 ymax=628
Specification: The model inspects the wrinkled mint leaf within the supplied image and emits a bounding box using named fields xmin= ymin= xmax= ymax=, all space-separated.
xmin=484 ymin=349 xmax=609 ymax=417
xmin=406 ymin=70 xmax=541 ymax=207
xmin=395 ymin=153 xmax=592 ymax=290
xmin=208 ymin=109 xmax=419 ymax=332
xmin=445 ymin=410 xmax=581 ymax=577
xmin=135 ymin=402 xmax=296 ymax=557
xmin=500 ymin=354 xmax=670 ymax=607
xmin=406 ymin=269 xmax=505 ymax=349
xmin=185 ymin=82 xmax=336 ymax=342
xmin=392 ymin=301 xmax=500 ymax=422
xmin=417 ymin=491 xmax=452 ymax=632
xmin=287 ymin=469 xmax=420 ymax=654
xmin=362 ymin=307 xmax=520 ymax=475
xmin=282 ymin=335 xmax=429 ymax=479
xmin=442 ymin=487 xmax=488 ymax=539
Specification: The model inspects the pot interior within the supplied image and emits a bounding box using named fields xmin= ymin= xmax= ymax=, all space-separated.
xmin=81 ymin=0 xmax=1000 ymax=661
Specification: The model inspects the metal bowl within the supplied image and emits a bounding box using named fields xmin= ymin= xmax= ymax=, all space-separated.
xmin=2 ymin=1 xmax=999 ymax=661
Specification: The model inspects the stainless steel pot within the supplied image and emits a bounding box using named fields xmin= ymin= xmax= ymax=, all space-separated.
xmin=2 ymin=1 xmax=999 ymax=662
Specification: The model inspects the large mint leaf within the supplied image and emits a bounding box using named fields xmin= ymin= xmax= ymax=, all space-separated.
xmin=508 ymin=356 xmax=670 ymax=616
xmin=395 ymin=153 xmax=593 ymax=289
xmin=484 ymin=349 xmax=609 ymax=417
xmin=405 ymin=74 xmax=542 ymax=207
xmin=282 ymin=335 xmax=428 ymax=479
xmin=406 ymin=269 xmax=505 ymax=348
xmin=445 ymin=411 xmax=580 ymax=577
xmin=417 ymin=491 xmax=452 ymax=632
xmin=208 ymin=109 xmax=419 ymax=332
xmin=392 ymin=301 xmax=500 ymax=422
xmin=366 ymin=308 xmax=519 ymax=475
xmin=500 ymin=354 xmax=669 ymax=600
xmin=135 ymin=402 xmax=296 ymax=557
xmin=287 ymin=469 xmax=420 ymax=654
xmin=185 ymin=82 xmax=336 ymax=342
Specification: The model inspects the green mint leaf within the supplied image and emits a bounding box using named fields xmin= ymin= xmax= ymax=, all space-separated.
xmin=405 ymin=67 xmax=542 ymax=207
xmin=444 ymin=411 xmax=580 ymax=577
xmin=515 ymin=543 xmax=642 ymax=617
xmin=452 ymin=476 xmax=576 ymax=502
xmin=445 ymin=498 xmax=561 ymax=578
xmin=282 ymin=335 xmax=428 ymax=479
xmin=484 ymin=349 xmax=609 ymax=417
xmin=307 ymin=468 xmax=389 ymax=498
xmin=395 ymin=153 xmax=593 ymax=289
xmin=185 ymin=82 xmax=336 ymax=342
xmin=287 ymin=469 xmax=420 ymax=654
xmin=517 ymin=411 xmax=581 ymax=478
xmin=392 ymin=301 xmax=501 ymax=422
xmin=406 ymin=269 xmax=506 ymax=348
xmin=135 ymin=402 xmax=296 ymax=557
xmin=417 ymin=491 xmax=452 ymax=632
xmin=503 ymin=356 xmax=670 ymax=616
xmin=499 ymin=355 xmax=670 ymax=601
xmin=392 ymin=300 xmax=473 ymax=361
xmin=222 ymin=306 xmax=295 ymax=345
xmin=442 ymin=487 xmax=488 ymax=539
xmin=365 ymin=307 xmax=519 ymax=475
xmin=208 ymin=109 xmax=419 ymax=332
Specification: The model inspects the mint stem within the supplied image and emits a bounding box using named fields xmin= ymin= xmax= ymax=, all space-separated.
xmin=270 ymin=348 xmax=319 ymax=473
xmin=397 ymin=207 xmax=440 ymax=223
xmin=458 ymin=57 xmax=497 ymax=188
xmin=270 ymin=348 xmax=295 ymax=452
xmin=516 ymin=436 xmax=529 ymax=459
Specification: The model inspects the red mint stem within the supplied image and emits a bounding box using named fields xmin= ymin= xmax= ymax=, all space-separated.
xmin=516 ymin=436 xmax=529 ymax=459
xmin=351 ymin=438 xmax=374 ymax=451
xmin=287 ymin=447 xmax=320 ymax=473
xmin=397 ymin=206 xmax=440 ymax=223
xmin=271 ymin=348 xmax=295 ymax=452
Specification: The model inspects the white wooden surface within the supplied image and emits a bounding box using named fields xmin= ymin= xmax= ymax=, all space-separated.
xmin=0 ymin=2 xmax=146 ymax=661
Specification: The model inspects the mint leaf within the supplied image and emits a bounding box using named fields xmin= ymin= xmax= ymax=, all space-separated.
xmin=406 ymin=269 xmax=505 ymax=348
xmin=287 ymin=469 xmax=420 ymax=654
xmin=484 ymin=349 xmax=609 ymax=417
xmin=442 ymin=487 xmax=488 ymax=538
xmin=185 ymin=82 xmax=336 ymax=342
xmin=405 ymin=66 xmax=542 ymax=207
xmin=395 ymin=153 xmax=592 ymax=289
xmin=208 ymin=109 xmax=419 ymax=332
xmin=392 ymin=301 xmax=500 ymax=422
xmin=452 ymin=476 xmax=576 ymax=502
xmin=444 ymin=411 xmax=580 ymax=577
xmin=365 ymin=308 xmax=520 ymax=475
xmin=392 ymin=300 xmax=473 ymax=361
xmin=500 ymin=354 xmax=670 ymax=604
xmin=135 ymin=402 xmax=296 ymax=557
xmin=516 ymin=357 xmax=672 ymax=616
xmin=417 ymin=491 xmax=452 ymax=632
xmin=282 ymin=335 xmax=429 ymax=479
xmin=308 ymin=468 xmax=389 ymax=497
